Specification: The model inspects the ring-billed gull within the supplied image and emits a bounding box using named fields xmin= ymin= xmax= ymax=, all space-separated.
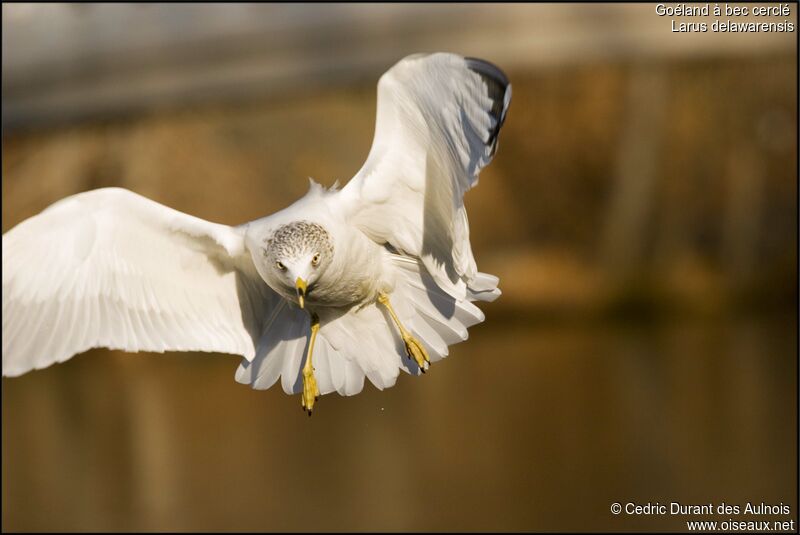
xmin=3 ymin=52 xmax=511 ymax=414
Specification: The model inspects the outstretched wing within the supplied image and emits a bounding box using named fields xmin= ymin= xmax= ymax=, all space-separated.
xmin=2 ymin=187 xmax=277 ymax=377
xmin=339 ymin=52 xmax=511 ymax=299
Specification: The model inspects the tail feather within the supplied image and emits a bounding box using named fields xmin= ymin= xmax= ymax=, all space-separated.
xmin=235 ymin=254 xmax=498 ymax=397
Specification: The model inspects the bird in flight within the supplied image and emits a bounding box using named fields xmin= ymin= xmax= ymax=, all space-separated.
xmin=2 ymin=52 xmax=511 ymax=414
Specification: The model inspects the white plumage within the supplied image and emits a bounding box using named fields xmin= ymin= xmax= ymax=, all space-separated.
xmin=2 ymin=52 xmax=511 ymax=404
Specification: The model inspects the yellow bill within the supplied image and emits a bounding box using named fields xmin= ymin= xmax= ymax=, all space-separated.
xmin=295 ymin=277 xmax=307 ymax=309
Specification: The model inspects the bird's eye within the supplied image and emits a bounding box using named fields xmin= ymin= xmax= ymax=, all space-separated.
xmin=275 ymin=261 xmax=286 ymax=271
xmin=311 ymin=253 xmax=320 ymax=266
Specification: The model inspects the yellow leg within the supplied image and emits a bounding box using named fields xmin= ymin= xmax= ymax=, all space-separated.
xmin=377 ymin=293 xmax=430 ymax=372
xmin=302 ymin=313 xmax=321 ymax=415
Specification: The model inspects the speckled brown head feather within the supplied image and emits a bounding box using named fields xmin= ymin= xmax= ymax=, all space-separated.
xmin=263 ymin=221 xmax=334 ymax=262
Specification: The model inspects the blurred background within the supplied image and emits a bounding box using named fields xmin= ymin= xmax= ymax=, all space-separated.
xmin=2 ymin=3 xmax=796 ymax=532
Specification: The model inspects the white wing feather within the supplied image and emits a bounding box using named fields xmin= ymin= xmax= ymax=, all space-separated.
xmin=339 ymin=52 xmax=511 ymax=299
xmin=2 ymin=187 xmax=277 ymax=377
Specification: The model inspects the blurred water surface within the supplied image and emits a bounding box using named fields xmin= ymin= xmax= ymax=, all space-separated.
xmin=3 ymin=315 xmax=795 ymax=531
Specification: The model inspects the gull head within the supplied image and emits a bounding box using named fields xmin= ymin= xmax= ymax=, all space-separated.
xmin=263 ymin=221 xmax=334 ymax=308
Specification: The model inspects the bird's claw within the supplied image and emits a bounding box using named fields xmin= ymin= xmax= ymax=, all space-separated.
xmin=403 ymin=333 xmax=430 ymax=373
xmin=301 ymin=369 xmax=320 ymax=415
xmin=377 ymin=292 xmax=430 ymax=374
